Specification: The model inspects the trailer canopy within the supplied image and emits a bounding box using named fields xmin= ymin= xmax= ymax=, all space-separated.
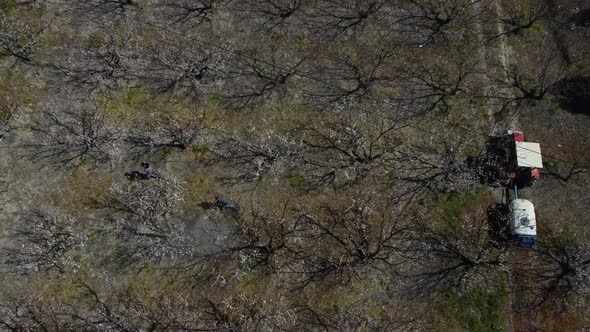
xmin=515 ymin=142 xmax=543 ymax=168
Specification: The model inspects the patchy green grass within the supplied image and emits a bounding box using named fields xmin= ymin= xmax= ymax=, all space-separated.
xmin=0 ymin=0 xmax=17 ymax=13
xmin=438 ymin=191 xmax=493 ymax=222
xmin=433 ymin=286 xmax=507 ymax=332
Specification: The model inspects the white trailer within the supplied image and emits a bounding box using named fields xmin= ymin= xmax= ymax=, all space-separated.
xmin=509 ymin=199 xmax=537 ymax=245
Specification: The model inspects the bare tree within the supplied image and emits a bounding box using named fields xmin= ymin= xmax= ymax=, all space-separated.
xmin=539 ymin=117 xmax=590 ymax=183
xmin=0 ymin=290 xmax=77 ymax=331
xmin=0 ymin=93 xmax=17 ymax=140
xmin=392 ymin=0 xmax=481 ymax=46
xmin=196 ymin=293 xmax=299 ymax=331
xmin=492 ymin=0 xmax=546 ymax=39
xmin=504 ymin=40 xmax=570 ymax=102
xmin=220 ymin=48 xmax=304 ymax=108
xmin=181 ymin=193 xmax=305 ymax=281
xmin=128 ymin=34 xmax=225 ymax=99
xmin=212 ymin=127 xmax=302 ymax=184
xmin=154 ymin=0 xmax=229 ymax=29
xmin=401 ymin=204 xmax=507 ymax=294
xmin=392 ymin=133 xmax=475 ymax=196
xmin=528 ymin=229 xmax=590 ymax=307
xmin=396 ymin=50 xmax=480 ymax=114
xmin=99 ymin=177 xmax=193 ymax=268
xmin=3 ymin=209 xmax=83 ymax=274
xmin=0 ymin=12 xmax=45 ymax=63
xmin=297 ymin=105 xmax=404 ymax=190
xmin=304 ymin=0 xmax=385 ymax=38
xmin=305 ymin=46 xmax=398 ymax=102
xmin=489 ymin=33 xmax=573 ymax=113
xmin=25 ymin=96 xmax=123 ymax=167
xmin=233 ymin=0 xmax=303 ymax=31
xmin=49 ymin=30 xmax=134 ymax=93
xmin=72 ymin=281 xmax=203 ymax=331
xmin=0 ymin=171 xmax=9 ymax=213
xmin=123 ymin=104 xmax=209 ymax=159
xmin=0 ymin=280 xmax=204 ymax=331
xmin=64 ymin=0 xmax=139 ymax=18
xmin=286 ymin=191 xmax=409 ymax=289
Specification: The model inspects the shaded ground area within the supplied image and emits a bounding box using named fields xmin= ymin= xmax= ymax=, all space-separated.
xmin=488 ymin=203 xmax=511 ymax=244
xmin=186 ymin=213 xmax=232 ymax=255
xmin=551 ymin=76 xmax=590 ymax=115
xmin=569 ymin=9 xmax=590 ymax=28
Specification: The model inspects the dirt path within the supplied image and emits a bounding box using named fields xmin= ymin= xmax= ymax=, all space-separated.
xmin=494 ymin=1 xmax=511 ymax=80
xmin=471 ymin=0 xmax=496 ymax=134
xmin=472 ymin=1 xmax=521 ymax=330
xmin=494 ymin=0 xmax=520 ymax=131
xmin=471 ymin=0 xmax=518 ymax=134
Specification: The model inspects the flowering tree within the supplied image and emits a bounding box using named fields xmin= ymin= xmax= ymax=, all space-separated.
xmin=401 ymin=196 xmax=508 ymax=294
xmin=25 ymin=96 xmax=123 ymax=167
xmin=100 ymin=177 xmax=193 ymax=268
xmin=0 ymin=94 xmax=16 ymax=140
xmin=0 ymin=12 xmax=44 ymax=64
xmin=3 ymin=208 xmax=83 ymax=274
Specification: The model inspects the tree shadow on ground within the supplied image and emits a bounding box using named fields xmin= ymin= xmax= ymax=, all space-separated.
xmin=569 ymin=9 xmax=590 ymax=28
xmin=198 ymin=201 xmax=214 ymax=210
xmin=487 ymin=203 xmax=511 ymax=246
xmin=551 ymin=76 xmax=590 ymax=115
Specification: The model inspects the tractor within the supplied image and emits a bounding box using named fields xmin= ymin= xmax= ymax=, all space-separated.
xmin=472 ymin=130 xmax=543 ymax=188
xmin=476 ymin=131 xmax=543 ymax=245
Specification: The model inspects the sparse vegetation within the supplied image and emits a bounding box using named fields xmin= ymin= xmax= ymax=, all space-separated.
xmin=0 ymin=0 xmax=589 ymax=330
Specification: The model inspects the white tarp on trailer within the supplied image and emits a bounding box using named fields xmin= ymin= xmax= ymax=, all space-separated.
xmin=516 ymin=142 xmax=543 ymax=168
xmin=510 ymin=199 xmax=537 ymax=237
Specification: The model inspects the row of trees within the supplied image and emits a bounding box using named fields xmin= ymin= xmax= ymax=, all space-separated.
xmin=0 ymin=0 xmax=589 ymax=330
xmin=2 ymin=183 xmax=589 ymax=329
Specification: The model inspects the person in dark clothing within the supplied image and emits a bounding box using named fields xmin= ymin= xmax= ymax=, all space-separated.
xmin=141 ymin=162 xmax=160 ymax=179
xmin=140 ymin=162 xmax=149 ymax=175
xmin=124 ymin=171 xmax=149 ymax=181
xmin=125 ymin=162 xmax=159 ymax=181
xmin=214 ymin=194 xmax=238 ymax=210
